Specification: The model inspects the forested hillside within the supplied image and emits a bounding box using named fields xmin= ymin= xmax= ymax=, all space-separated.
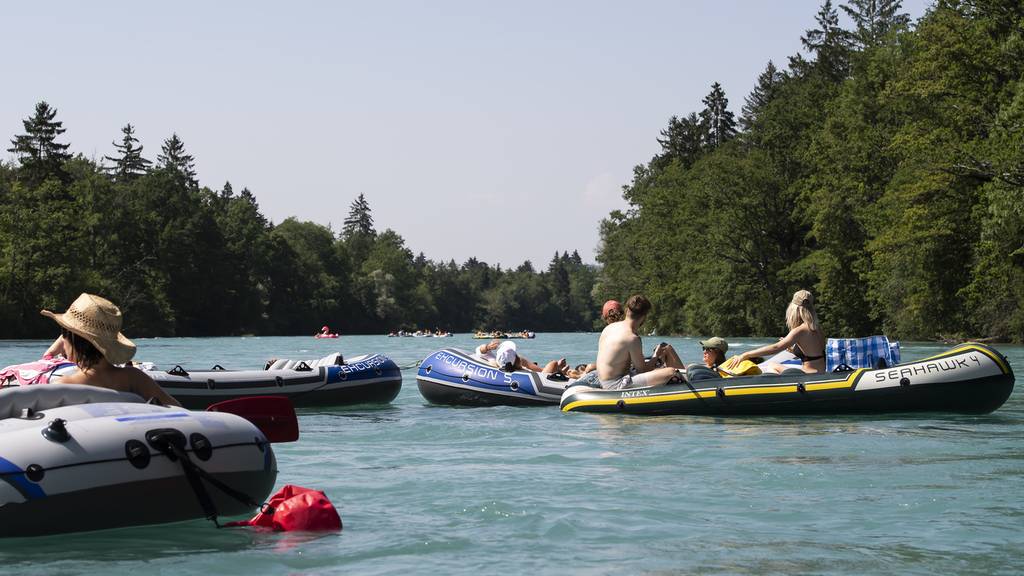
xmin=0 ymin=117 xmax=598 ymax=336
xmin=594 ymin=0 xmax=1024 ymax=342
xmin=3 ymin=0 xmax=1021 ymax=340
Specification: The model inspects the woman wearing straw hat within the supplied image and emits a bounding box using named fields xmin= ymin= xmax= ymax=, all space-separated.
xmin=41 ymin=293 xmax=181 ymax=406
xmin=724 ymin=289 xmax=827 ymax=374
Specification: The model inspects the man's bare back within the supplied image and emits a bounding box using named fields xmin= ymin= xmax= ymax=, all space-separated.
xmin=596 ymin=321 xmax=644 ymax=382
xmin=594 ymin=294 xmax=680 ymax=390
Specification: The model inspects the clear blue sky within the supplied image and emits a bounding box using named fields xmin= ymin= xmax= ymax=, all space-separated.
xmin=2 ymin=0 xmax=931 ymax=268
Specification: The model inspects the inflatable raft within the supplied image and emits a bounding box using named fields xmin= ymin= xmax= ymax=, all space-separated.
xmin=561 ymin=343 xmax=1014 ymax=416
xmin=0 ymin=385 xmax=277 ymax=537
xmin=147 ymin=353 xmax=402 ymax=409
xmin=416 ymin=348 xmax=577 ymax=406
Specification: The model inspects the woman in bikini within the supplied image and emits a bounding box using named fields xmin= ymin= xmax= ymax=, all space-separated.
xmin=724 ymin=290 xmax=826 ymax=374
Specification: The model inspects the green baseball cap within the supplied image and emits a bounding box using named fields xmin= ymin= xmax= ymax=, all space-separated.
xmin=699 ymin=337 xmax=729 ymax=354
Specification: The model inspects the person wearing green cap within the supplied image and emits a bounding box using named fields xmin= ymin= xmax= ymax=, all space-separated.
xmin=699 ymin=337 xmax=729 ymax=369
xmin=702 ymin=335 xmax=763 ymax=377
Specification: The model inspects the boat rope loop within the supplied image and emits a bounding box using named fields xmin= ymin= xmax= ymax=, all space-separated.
xmin=146 ymin=429 xmax=265 ymax=528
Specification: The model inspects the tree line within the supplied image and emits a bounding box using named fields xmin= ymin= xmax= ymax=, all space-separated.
xmin=0 ymin=109 xmax=599 ymax=337
xmin=594 ymin=0 xmax=1024 ymax=342
xmin=3 ymin=0 xmax=1021 ymax=341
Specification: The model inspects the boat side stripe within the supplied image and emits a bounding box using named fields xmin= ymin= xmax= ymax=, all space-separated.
xmin=0 ymin=456 xmax=46 ymax=500
xmin=114 ymin=412 xmax=190 ymax=422
xmin=0 ymin=441 xmax=264 ymax=479
xmin=417 ymin=376 xmax=555 ymax=402
xmin=919 ymin=344 xmax=1010 ymax=374
xmin=562 ymin=370 xmax=864 ymax=411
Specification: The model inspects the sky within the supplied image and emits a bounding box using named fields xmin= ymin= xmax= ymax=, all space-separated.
xmin=1 ymin=0 xmax=932 ymax=268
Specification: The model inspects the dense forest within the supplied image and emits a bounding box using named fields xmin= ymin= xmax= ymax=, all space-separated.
xmin=2 ymin=0 xmax=1022 ymax=341
xmin=595 ymin=0 xmax=1024 ymax=342
xmin=0 ymin=122 xmax=598 ymax=337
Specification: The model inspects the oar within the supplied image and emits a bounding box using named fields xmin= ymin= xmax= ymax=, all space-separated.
xmin=207 ymin=396 xmax=299 ymax=443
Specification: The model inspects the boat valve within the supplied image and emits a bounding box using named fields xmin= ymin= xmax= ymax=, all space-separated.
xmin=42 ymin=418 xmax=71 ymax=443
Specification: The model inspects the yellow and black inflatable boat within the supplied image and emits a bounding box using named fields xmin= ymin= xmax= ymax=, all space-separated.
xmin=560 ymin=343 xmax=1014 ymax=416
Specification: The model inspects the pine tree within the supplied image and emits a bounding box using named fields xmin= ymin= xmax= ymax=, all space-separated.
xmin=840 ymin=0 xmax=910 ymax=49
xmin=656 ymin=112 xmax=706 ymax=169
xmin=699 ymin=82 xmax=738 ymax=149
xmin=7 ymin=101 xmax=72 ymax=186
xmin=342 ymin=193 xmax=375 ymax=239
xmin=157 ymin=133 xmax=197 ymax=187
xmin=105 ymin=124 xmax=151 ymax=181
xmin=741 ymin=61 xmax=784 ymax=131
xmin=801 ymin=0 xmax=850 ymax=80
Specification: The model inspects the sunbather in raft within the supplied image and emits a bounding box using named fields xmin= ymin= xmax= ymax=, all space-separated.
xmin=416 ymin=342 xmax=574 ymax=406
xmin=560 ymin=342 xmax=1014 ymax=416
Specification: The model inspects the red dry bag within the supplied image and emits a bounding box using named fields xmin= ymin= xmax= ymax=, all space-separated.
xmin=225 ymin=484 xmax=342 ymax=532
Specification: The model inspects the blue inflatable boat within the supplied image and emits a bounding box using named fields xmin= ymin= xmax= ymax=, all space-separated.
xmin=416 ymin=348 xmax=577 ymax=406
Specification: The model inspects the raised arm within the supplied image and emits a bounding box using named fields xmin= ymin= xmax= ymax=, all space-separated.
xmin=44 ymin=336 xmax=66 ymax=359
xmin=736 ymin=326 xmax=804 ymax=363
xmin=476 ymin=339 xmax=500 ymax=356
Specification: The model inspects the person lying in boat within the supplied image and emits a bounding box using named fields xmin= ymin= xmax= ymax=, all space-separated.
xmin=41 ymin=293 xmax=181 ymax=406
xmin=595 ymin=294 xmax=682 ymax=390
xmin=564 ymin=363 xmax=596 ymax=379
xmin=700 ymin=337 xmax=729 ymax=369
xmin=724 ymin=289 xmax=826 ymax=374
xmin=696 ymin=337 xmax=761 ymax=377
xmin=475 ymin=340 xmax=566 ymax=374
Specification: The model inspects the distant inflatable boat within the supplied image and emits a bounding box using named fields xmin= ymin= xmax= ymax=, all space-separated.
xmin=472 ymin=331 xmax=535 ymax=340
xmin=0 ymin=385 xmax=276 ymax=537
xmin=561 ymin=343 xmax=1014 ymax=416
xmin=416 ymin=348 xmax=576 ymax=406
xmin=147 ymin=353 xmax=402 ymax=409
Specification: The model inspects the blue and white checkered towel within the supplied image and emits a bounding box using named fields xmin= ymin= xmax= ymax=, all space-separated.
xmin=826 ymin=336 xmax=901 ymax=371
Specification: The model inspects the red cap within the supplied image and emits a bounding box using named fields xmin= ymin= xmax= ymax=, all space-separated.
xmin=601 ymin=300 xmax=622 ymax=319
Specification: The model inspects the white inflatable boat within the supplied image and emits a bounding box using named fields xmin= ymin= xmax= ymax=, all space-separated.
xmin=145 ymin=352 xmax=403 ymax=409
xmin=0 ymin=385 xmax=278 ymax=537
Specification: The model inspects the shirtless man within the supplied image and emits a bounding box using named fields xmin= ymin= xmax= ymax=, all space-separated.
xmin=595 ymin=294 xmax=681 ymax=389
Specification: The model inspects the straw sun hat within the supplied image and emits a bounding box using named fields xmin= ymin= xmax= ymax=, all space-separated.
xmin=41 ymin=293 xmax=137 ymax=365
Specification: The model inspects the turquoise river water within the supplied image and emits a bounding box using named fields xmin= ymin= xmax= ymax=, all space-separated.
xmin=0 ymin=334 xmax=1021 ymax=575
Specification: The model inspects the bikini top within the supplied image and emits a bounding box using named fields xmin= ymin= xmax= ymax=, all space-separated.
xmin=791 ymin=343 xmax=824 ymax=362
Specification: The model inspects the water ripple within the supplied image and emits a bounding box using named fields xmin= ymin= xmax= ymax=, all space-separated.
xmin=0 ymin=335 xmax=1021 ymax=575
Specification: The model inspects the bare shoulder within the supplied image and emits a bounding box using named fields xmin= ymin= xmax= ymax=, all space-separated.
xmin=786 ymin=325 xmax=812 ymax=341
xmin=122 ymin=365 xmax=151 ymax=377
xmin=605 ymin=322 xmax=631 ymax=340
xmin=120 ymin=365 xmax=156 ymax=385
